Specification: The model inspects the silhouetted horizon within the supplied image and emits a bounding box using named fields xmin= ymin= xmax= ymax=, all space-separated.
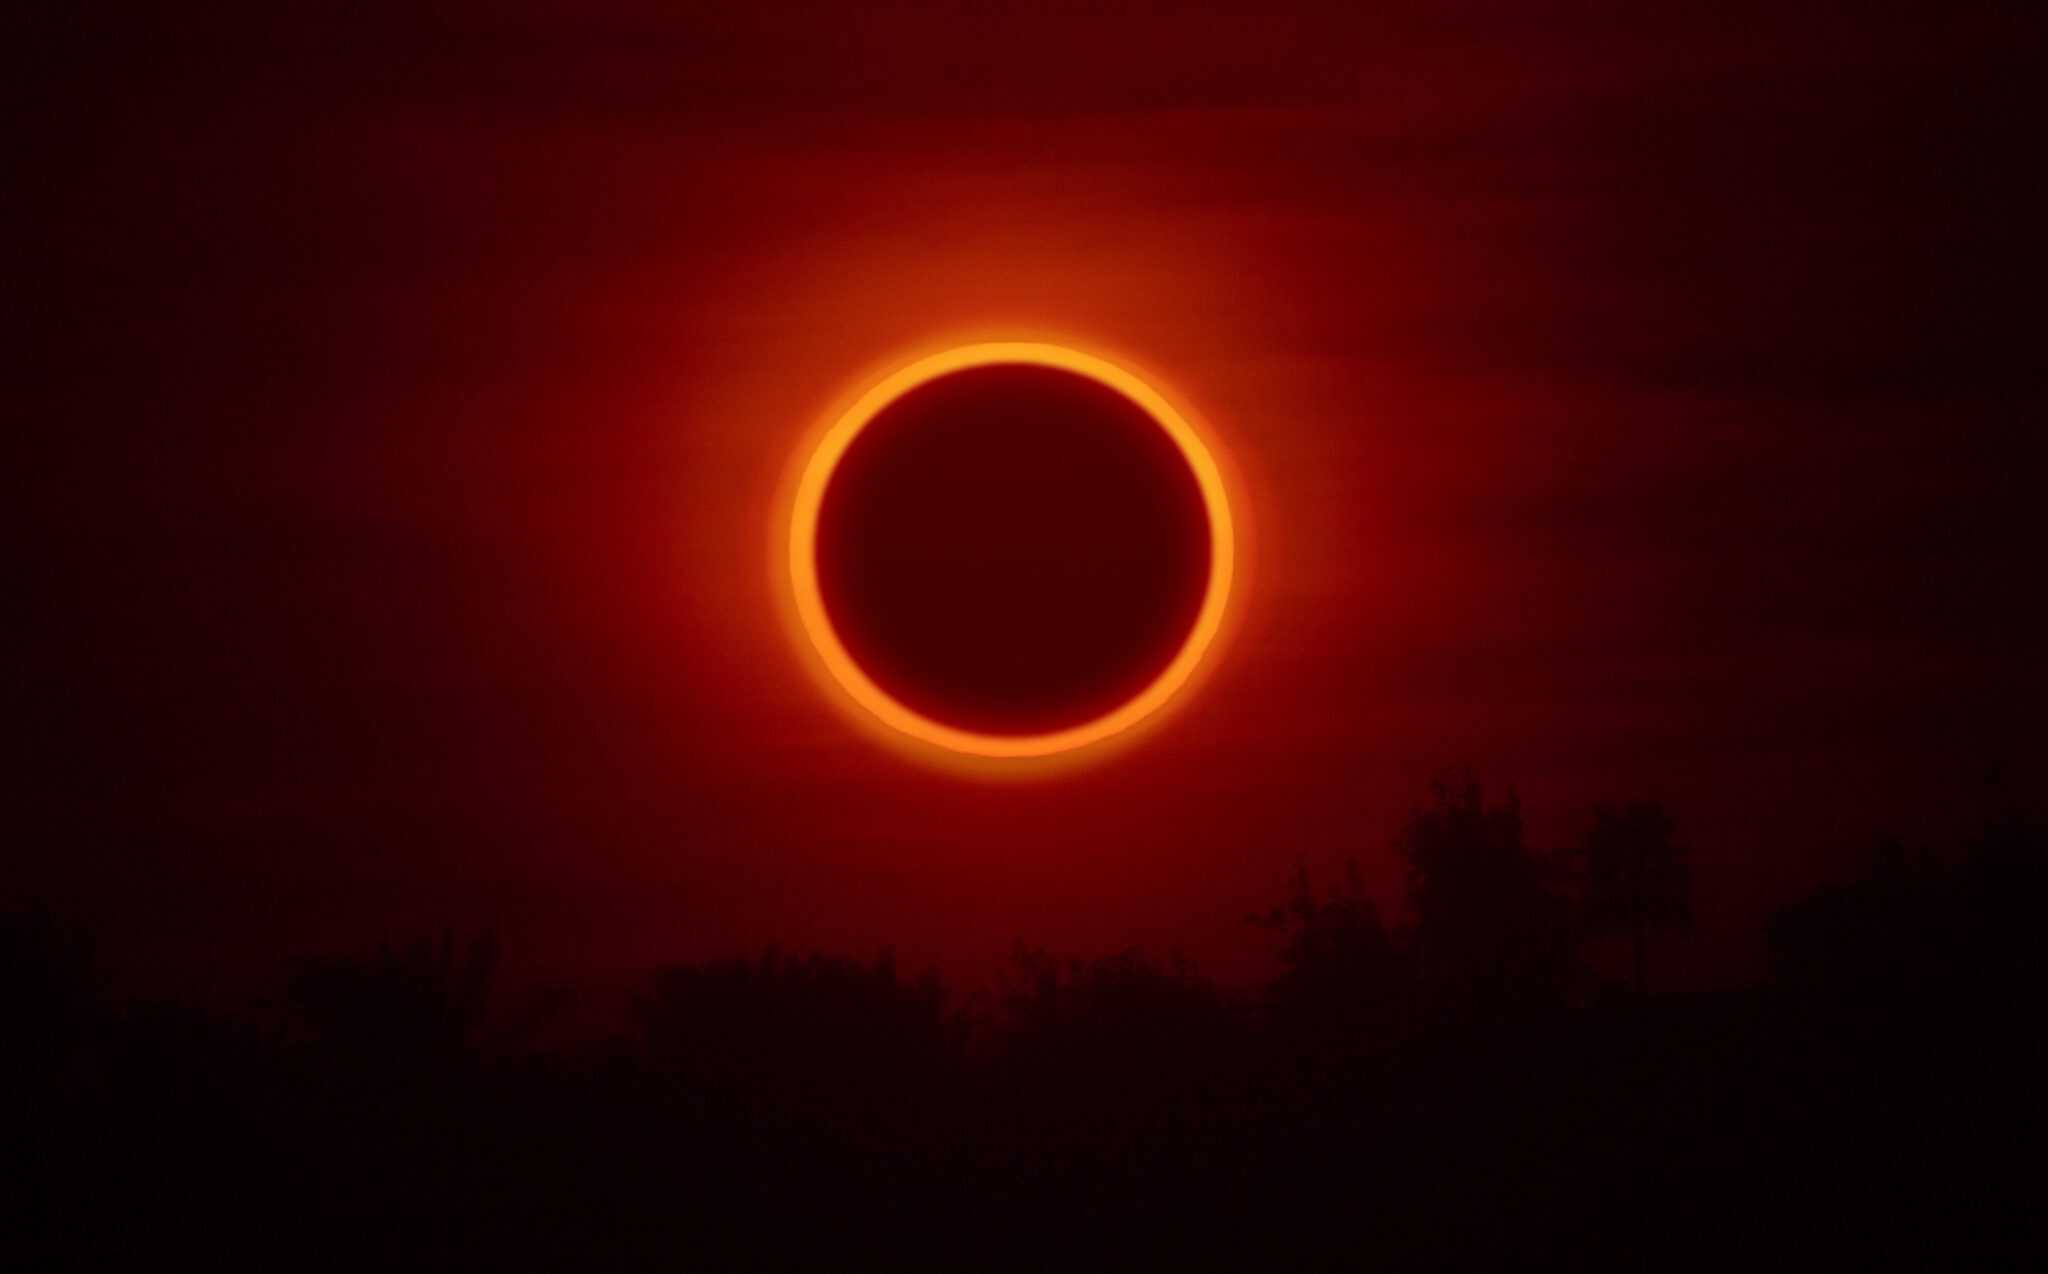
xmin=13 ymin=772 xmax=2045 ymax=1266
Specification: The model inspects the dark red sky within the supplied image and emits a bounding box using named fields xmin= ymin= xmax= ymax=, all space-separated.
xmin=10 ymin=2 xmax=2045 ymax=999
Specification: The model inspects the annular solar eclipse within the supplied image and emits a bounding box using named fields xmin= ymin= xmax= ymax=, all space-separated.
xmin=787 ymin=343 xmax=1234 ymax=760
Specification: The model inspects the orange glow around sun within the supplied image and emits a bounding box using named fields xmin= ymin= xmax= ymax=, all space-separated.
xmin=786 ymin=342 xmax=1236 ymax=763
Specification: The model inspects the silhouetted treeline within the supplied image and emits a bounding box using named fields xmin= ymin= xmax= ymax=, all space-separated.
xmin=10 ymin=775 xmax=2045 ymax=1269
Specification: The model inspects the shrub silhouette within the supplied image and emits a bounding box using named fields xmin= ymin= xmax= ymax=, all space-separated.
xmin=1576 ymin=801 xmax=1692 ymax=995
xmin=287 ymin=930 xmax=503 ymax=1069
xmin=635 ymin=946 xmax=959 ymax=1148
xmin=986 ymin=944 xmax=1244 ymax=1186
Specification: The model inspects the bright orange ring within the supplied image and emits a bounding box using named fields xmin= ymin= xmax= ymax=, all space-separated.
xmin=787 ymin=342 xmax=1235 ymax=759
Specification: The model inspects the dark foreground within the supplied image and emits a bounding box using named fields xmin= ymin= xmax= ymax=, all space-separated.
xmin=13 ymin=805 xmax=2044 ymax=1269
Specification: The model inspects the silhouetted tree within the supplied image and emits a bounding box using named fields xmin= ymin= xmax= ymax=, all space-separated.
xmin=286 ymin=930 xmax=502 ymax=1068
xmin=1250 ymin=863 xmax=1414 ymax=1053
xmin=635 ymin=946 xmax=959 ymax=1146
xmin=998 ymin=944 xmax=1230 ymax=1069
xmin=1398 ymin=770 xmax=1573 ymax=1018
xmin=1577 ymin=802 xmax=1691 ymax=995
xmin=993 ymin=945 xmax=1238 ymax=1167
xmin=1769 ymin=817 xmax=2047 ymax=1007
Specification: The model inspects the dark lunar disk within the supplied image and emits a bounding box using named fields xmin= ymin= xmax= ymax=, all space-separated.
xmin=815 ymin=362 xmax=1211 ymax=735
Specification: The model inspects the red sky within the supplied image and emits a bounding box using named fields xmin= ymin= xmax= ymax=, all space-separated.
xmin=11 ymin=2 xmax=2046 ymax=1000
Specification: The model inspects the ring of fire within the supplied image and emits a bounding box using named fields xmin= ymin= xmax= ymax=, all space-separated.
xmin=787 ymin=342 xmax=1235 ymax=760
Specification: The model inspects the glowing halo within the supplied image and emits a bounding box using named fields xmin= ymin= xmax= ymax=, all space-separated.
xmin=786 ymin=342 xmax=1236 ymax=761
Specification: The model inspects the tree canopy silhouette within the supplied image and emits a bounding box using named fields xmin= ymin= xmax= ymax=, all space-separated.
xmin=1397 ymin=770 xmax=1574 ymax=1017
xmin=1250 ymin=862 xmax=1414 ymax=1054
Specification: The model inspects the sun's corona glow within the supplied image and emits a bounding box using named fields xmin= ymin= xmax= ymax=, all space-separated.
xmin=787 ymin=342 xmax=1236 ymax=761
